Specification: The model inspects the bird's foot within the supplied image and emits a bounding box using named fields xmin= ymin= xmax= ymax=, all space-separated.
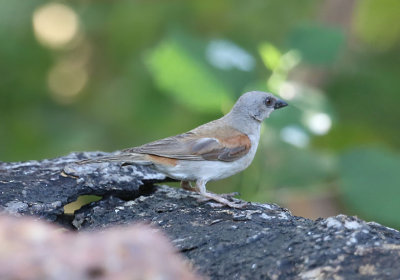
xmin=199 ymin=192 xmax=248 ymax=209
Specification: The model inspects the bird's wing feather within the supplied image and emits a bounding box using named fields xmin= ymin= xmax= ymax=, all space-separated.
xmin=124 ymin=125 xmax=251 ymax=162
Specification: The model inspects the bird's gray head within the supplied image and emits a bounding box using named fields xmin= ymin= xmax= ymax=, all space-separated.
xmin=230 ymin=91 xmax=288 ymax=122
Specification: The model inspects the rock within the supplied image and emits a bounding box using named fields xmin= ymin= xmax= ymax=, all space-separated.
xmin=1 ymin=152 xmax=400 ymax=279
xmin=0 ymin=152 xmax=165 ymax=223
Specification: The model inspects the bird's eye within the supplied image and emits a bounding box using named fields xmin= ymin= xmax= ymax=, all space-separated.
xmin=265 ymin=97 xmax=275 ymax=107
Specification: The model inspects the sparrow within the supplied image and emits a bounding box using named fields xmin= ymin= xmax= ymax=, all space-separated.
xmin=72 ymin=91 xmax=288 ymax=208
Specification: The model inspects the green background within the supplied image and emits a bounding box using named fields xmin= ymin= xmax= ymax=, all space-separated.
xmin=1 ymin=0 xmax=400 ymax=228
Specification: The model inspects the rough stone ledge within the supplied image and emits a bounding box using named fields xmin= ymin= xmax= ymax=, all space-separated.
xmin=1 ymin=152 xmax=400 ymax=279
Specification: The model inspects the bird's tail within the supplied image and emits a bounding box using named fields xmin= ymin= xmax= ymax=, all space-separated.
xmin=75 ymin=153 xmax=152 ymax=166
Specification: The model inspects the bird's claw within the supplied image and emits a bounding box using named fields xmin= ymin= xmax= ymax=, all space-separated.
xmin=198 ymin=192 xmax=248 ymax=209
xmin=220 ymin=200 xmax=248 ymax=209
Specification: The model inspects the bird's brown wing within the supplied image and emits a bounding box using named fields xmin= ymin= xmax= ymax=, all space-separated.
xmin=124 ymin=125 xmax=251 ymax=162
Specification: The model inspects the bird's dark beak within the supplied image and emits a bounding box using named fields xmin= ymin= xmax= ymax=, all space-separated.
xmin=274 ymin=99 xmax=288 ymax=110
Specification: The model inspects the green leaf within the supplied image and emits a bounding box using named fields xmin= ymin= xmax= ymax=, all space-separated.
xmin=146 ymin=35 xmax=232 ymax=113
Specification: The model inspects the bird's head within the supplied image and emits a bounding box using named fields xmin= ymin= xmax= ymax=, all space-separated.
xmin=231 ymin=91 xmax=288 ymax=122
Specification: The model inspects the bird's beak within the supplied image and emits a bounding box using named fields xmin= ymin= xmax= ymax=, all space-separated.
xmin=274 ymin=99 xmax=288 ymax=110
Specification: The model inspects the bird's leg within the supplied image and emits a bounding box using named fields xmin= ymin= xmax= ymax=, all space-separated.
xmin=180 ymin=180 xmax=197 ymax=192
xmin=195 ymin=180 xmax=248 ymax=209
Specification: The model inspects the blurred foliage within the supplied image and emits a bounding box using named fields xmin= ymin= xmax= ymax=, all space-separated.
xmin=339 ymin=147 xmax=400 ymax=227
xmin=146 ymin=31 xmax=233 ymax=112
xmin=1 ymin=0 xmax=400 ymax=228
xmin=354 ymin=0 xmax=400 ymax=51
xmin=288 ymin=24 xmax=345 ymax=65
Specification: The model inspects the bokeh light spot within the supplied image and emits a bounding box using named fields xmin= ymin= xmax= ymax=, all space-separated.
xmin=206 ymin=40 xmax=255 ymax=71
xmin=279 ymin=82 xmax=298 ymax=100
xmin=32 ymin=3 xmax=79 ymax=49
xmin=259 ymin=43 xmax=281 ymax=71
xmin=307 ymin=113 xmax=332 ymax=135
xmin=280 ymin=126 xmax=310 ymax=148
xmin=47 ymin=60 xmax=88 ymax=104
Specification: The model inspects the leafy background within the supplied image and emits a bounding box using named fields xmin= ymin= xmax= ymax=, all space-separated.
xmin=1 ymin=0 xmax=400 ymax=228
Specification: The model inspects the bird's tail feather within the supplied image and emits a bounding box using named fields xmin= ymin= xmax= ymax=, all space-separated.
xmin=76 ymin=153 xmax=152 ymax=166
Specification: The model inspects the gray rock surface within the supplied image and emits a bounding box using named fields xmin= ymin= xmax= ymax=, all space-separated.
xmin=0 ymin=152 xmax=165 ymax=223
xmin=1 ymin=152 xmax=400 ymax=279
